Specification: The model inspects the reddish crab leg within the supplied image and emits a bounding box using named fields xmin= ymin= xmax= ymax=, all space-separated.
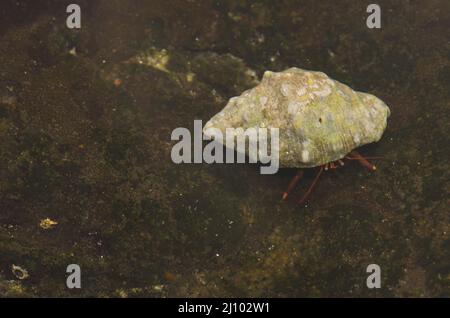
xmin=348 ymin=150 xmax=377 ymax=171
xmin=297 ymin=166 xmax=324 ymax=205
xmin=282 ymin=170 xmax=304 ymax=201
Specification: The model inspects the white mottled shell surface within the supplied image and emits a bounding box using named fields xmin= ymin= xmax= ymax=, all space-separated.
xmin=203 ymin=67 xmax=390 ymax=168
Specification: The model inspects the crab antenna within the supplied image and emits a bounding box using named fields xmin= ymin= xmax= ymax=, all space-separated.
xmin=348 ymin=150 xmax=377 ymax=171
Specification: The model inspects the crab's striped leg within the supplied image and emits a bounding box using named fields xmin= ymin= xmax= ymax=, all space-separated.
xmin=282 ymin=170 xmax=304 ymax=201
xmin=297 ymin=166 xmax=324 ymax=205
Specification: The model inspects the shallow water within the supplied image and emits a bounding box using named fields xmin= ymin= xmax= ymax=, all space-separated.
xmin=0 ymin=0 xmax=448 ymax=297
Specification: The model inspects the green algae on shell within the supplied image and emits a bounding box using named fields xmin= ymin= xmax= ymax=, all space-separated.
xmin=203 ymin=67 xmax=390 ymax=168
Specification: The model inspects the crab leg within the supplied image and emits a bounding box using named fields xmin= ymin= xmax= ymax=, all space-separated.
xmin=348 ymin=150 xmax=377 ymax=171
xmin=282 ymin=170 xmax=304 ymax=201
xmin=297 ymin=166 xmax=324 ymax=205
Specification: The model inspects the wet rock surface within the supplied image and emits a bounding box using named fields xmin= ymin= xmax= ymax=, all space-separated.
xmin=0 ymin=0 xmax=448 ymax=297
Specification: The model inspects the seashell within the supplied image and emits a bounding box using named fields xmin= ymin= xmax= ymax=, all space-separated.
xmin=203 ymin=67 xmax=390 ymax=168
xmin=11 ymin=264 xmax=29 ymax=280
xmin=39 ymin=217 xmax=58 ymax=230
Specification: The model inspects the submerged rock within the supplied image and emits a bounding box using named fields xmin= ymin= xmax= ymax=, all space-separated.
xmin=203 ymin=67 xmax=390 ymax=168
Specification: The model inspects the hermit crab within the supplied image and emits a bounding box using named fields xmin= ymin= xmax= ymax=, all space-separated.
xmin=204 ymin=67 xmax=390 ymax=204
